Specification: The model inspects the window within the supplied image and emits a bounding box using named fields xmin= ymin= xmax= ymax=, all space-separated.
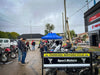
xmin=4 ymin=40 xmax=8 ymax=43
xmin=0 ymin=40 xmax=3 ymax=43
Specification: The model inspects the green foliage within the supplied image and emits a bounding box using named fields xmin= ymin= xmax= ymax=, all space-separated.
xmin=44 ymin=23 xmax=55 ymax=35
xmin=0 ymin=31 xmax=20 ymax=39
xmin=82 ymin=34 xmax=87 ymax=41
xmin=0 ymin=31 xmax=8 ymax=38
xmin=56 ymin=33 xmax=60 ymax=36
xmin=70 ymin=30 xmax=76 ymax=39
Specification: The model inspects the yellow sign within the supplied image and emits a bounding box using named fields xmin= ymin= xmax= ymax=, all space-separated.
xmin=44 ymin=53 xmax=90 ymax=57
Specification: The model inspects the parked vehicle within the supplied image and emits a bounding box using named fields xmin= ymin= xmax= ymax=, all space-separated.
xmin=0 ymin=38 xmax=18 ymax=48
xmin=0 ymin=47 xmax=9 ymax=63
xmin=0 ymin=47 xmax=17 ymax=63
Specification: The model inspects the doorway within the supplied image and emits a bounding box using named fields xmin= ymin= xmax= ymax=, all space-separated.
xmin=91 ymin=34 xmax=98 ymax=46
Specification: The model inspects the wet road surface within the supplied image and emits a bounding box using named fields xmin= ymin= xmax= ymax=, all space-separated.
xmin=0 ymin=46 xmax=42 ymax=75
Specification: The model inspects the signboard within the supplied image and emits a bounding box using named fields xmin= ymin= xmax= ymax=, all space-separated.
xmin=89 ymin=13 xmax=100 ymax=22
xmin=88 ymin=21 xmax=100 ymax=31
xmin=42 ymin=52 xmax=92 ymax=75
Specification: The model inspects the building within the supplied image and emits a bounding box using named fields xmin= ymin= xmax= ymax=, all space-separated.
xmin=77 ymin=32 xmax=89 ymax=42
xmin=18 ymin=34 xmax=44 ymax=44
xmin=84 ymin=1 xmax=100 ymax=46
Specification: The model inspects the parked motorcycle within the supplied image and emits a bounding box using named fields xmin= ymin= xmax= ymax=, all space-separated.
xmin=0 ymin=46 xmax=17 ymax=63
xmin=0 ymin=47 xmax=9 ymax=63
xmin=10 ymin=45 xmax=18 ymax=59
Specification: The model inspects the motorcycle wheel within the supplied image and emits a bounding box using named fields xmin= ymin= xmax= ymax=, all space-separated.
xmin=10 ymin=52 xmax=16 ymax=59
xmin=1 ymin=54 xmax=9 ymax=63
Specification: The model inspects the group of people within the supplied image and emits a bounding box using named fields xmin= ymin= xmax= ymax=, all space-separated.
xmin=17 ymin=38 xmax=36 ymax=65
xmin=17 ymin=38 xmax=71 ymax=64
xmin=39 ymin=39 xmax=72 ymax=57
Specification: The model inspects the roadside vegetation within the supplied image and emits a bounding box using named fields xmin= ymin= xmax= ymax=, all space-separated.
xmin=0 ymin=31 xmax=20 ymax=39
xmin=76 ymin=47 xmax=100 ymax=51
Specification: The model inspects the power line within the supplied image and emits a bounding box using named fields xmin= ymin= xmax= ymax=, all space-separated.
xmin=69 ymin=0 xmax=93 ymax=18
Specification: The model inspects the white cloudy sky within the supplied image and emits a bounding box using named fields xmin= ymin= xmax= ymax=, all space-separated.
xmin=0 ymin=0 xmax=100 ymax=34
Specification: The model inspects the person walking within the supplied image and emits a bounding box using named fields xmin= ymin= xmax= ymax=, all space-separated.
xmin=17 ymin=38 xmax=23 ymax=63
xmin=21 ymin=38 xmax=27 ymax=65
xmin=31 ymin=40 xmax=35 ymax=51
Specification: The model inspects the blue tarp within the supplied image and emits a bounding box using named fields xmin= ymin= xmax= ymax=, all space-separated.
xmin=41 ymin=33 xmax=62 ymax=39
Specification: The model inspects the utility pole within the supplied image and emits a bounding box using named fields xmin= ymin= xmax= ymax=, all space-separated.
xmin=64 ymin=0 xmax=67 ymax=39
xmin=62 ymin=12 xmax=66 ymax=42
xmin=30 ymin=20 xmax=32 ymax=39
xmin=64 ymin=0 xmax=72 ymax=43
xmin=86 ymin=0 xmax=89 ymax=10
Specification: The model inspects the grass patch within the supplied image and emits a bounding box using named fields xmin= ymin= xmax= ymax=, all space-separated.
xmin=76 ymin=47 xmax=100 ymax=52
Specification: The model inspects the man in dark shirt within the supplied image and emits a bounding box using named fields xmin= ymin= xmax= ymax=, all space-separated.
xmin=21 ymin=38 xmax=27 ymax=65
xmin=17 ymin=38 xmax=23 ymax=63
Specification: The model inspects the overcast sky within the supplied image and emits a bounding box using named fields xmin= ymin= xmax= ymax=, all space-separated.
xmin=0 ymin=0 xmax=100 ymax=34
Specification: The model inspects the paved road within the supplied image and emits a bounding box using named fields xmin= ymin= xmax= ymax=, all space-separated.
xmin=0 ymin=46 xmax=42 ymax=75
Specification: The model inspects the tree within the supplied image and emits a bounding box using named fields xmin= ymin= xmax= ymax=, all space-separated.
xmin=10 ymin=32 xmax=20 ymax=39
xmin=0 ymin=31 xmax=20 ymax=39
xmin=44 ymin=23 xmax=55 ymax=35
xmin=0 ymin=31 xmax=8 ymax=38
xmin=56 ymin=33 xmax=60 ymax=36
xmin=70 ymin=30 xmax=76 ymax=39
xmin=82 ymin=34 xmax=87 ymax=41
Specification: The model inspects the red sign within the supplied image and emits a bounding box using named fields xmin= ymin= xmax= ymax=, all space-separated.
xmin=89 ymin=13 xmax=100 ymax=22
xmin=92 ymin=24 xmax=100 ymax=29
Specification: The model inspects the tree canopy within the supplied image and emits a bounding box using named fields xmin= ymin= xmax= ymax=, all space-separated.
xmin=70 ymin=30 xmax=76 ymax=39
xmin=44 ymin=23 xmax=55 ymax=35
xmin=0 ymin=31 xmax=20 ymax=39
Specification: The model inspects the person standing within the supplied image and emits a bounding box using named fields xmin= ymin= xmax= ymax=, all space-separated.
xmin=26 ymin=41 xmax=30 ymax=51
xmin=17 ymin=38 xmax=23 ymax=63
xmin=64 ymin=39 xmax=72 ymax=50
xmin=40 ymin=40 xmax=45 ymax=57
xmin=31 ymin=40 xmax=35 ymax=51
xmin=44 ymin=40 xmax=48 ymax=52
xmin=21 ymin=38 xmax=27 ymax=65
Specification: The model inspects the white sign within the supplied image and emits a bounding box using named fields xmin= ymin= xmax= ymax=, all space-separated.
xmin=88 ymin=21 xmax=100 ymax=32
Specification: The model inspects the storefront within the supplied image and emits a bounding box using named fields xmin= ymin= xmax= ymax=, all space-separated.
xmin=84 ymin=1 xmax=100 ymax=46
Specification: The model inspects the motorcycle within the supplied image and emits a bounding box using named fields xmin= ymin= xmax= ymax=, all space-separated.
xmin=45 ymin=47 xmax=100 ymax=75
xmin=0 ymin=47 xmax=10 ymax=63
xmin=0 ymin=46 xmax=17 ymax=63
xmin=10 ymin=45 xmax=18 ymax=59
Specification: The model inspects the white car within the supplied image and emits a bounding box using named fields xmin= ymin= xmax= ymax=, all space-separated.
xmin=0 ymin=38 xmax=18 ymax=48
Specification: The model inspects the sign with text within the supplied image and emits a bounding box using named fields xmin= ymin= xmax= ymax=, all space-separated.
xmin=43 ymin=52 xmax=92 ymax=68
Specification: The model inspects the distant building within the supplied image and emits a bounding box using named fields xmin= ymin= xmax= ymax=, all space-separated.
xmin=18 ymin=34 xmax=44 ymax=44
xmin=77 ymin=32 xmax=89 ymax=42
